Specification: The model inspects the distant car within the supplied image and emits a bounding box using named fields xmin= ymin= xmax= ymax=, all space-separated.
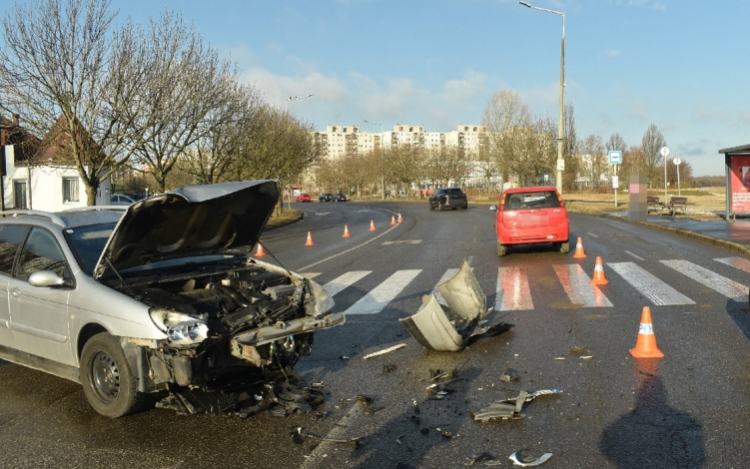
xmin=319 ymin=193 xmax=333 ymax=202
xmin=332 ymin=193 xmax=348 ymax=202
xmin=429 ymin=187 xmax=468 ymax=211
xmin=491 ymin=186 xmax=569 ymax=257
xmin=109 ymin=194 xmax=135 ymax=206
xmin=296 ymin=193 xmax=311 ymax=203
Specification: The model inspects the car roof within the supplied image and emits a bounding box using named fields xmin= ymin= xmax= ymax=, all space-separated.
xmin=1 ymin=208 xmax=126 ymax=229
xmin=503 ymin=186 xmax=557 ymax=194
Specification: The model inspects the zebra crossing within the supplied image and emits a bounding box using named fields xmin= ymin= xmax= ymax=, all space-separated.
xmin=303 ymin=257 xmax=750 ymax=315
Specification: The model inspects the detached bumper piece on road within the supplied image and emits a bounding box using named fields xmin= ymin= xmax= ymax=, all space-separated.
xmin=399 ymin=261 xmax=512 ymax=351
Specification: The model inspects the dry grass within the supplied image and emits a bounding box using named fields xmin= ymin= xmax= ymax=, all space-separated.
xmin=562 ymin=187 xmax=726 ymax=220
xmin=266 ymin=207 xmax=303 ymax=228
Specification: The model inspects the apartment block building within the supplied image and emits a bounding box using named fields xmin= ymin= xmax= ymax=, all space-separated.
xmin=311 ymin=124 xmax=487 ymax=161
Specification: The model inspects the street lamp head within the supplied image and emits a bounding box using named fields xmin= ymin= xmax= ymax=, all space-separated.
xmin=519 ymin=1 xmax=532 ymax=7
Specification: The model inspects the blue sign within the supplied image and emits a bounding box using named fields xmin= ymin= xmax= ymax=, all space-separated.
xmin=608 ymin=150 xmax=622 ymax=164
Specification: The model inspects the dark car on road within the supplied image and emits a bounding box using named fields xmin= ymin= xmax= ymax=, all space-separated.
xmin=491 ymin=186 xmax=569 ymax=256
xmin=332 ymin=193 xmax=348 ymax=202
xmin=319 ymin=193 xmax=333 ymax=202
xmin=429 ymin=187 xmax=468 ymax=211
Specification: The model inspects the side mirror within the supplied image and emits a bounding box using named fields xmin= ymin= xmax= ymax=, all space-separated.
xmin=29 ymin=270 xmax=67 ymax=288
xmin=489 ymin=205 xmax=497 ymax=211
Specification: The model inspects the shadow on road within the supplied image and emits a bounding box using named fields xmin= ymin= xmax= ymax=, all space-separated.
xmin=724 ymin=298 xmax=750 ymax=341
xmin=599 ymin=359 xmax=704 ymax=468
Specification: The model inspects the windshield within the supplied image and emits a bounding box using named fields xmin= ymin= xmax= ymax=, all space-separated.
xmin=64 ymin=222 xmax=116 ymax=275
xmin=504 ymin=191 xmax=561 ymax=210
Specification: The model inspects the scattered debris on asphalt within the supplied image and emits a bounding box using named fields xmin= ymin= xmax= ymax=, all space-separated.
xmin=363 ymin=343 xmax=408 ymax=360
xmin=466 ymin=452 xmax=503 ymax=467
xmin=292 ymin=427 xmax=362 ymax=447
xmin=500 ymin=368 xmax=520 ymax=382
xmin=430 ymin=368 xmax=458 ymax=382
xmin=580 ymin=355 xmax=594 ymax=360
xmin=472 ymin=389 xmax=563 ymax=422
xmin=554 ymin=357 xmax=565 ymax=361
xmin=509 ymin=450 xmax=553 ymax=466
xmin=437 ymin=427 xmax=456 ymax=438
xmin=399 ymin=261 xmax=513 ymax=351
xmin=155 ymin=374 xmax=326 ymax=419
xmin=383 ymin=364 xmax=398 ymax=373
xmin=569 ymin=345 xmax=588 ymax=355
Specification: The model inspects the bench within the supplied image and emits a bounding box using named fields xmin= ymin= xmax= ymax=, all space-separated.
xmin=668 ymin=196 xmax=688 ymax=217
xmin=647 ymin=196 xmax=663 ymax=213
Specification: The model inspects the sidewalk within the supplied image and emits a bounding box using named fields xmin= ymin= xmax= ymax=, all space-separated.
xmin=604 ymin=211 xmax=750 ymax=255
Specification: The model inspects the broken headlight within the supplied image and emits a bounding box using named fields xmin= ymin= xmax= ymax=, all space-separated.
xmin=150 ymin=309 xmax=209 ymax=348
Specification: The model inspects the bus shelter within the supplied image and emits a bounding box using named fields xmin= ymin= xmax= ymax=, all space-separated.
xmin=719 ymin=144 xmax=750 ymax=220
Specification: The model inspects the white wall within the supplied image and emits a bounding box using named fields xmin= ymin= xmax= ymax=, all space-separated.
xmin=3 ymin=165 xmax=110 ymax=211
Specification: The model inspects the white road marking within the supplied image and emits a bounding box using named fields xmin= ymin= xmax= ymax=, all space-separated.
xmin=625 ymin=251 xmax=644 ymax=261
xmin=608 ymin=262 xmax=694 ymax=305
xmin=553 ymin=264 xmax=613 ymax=307
xmin=495 ymin=266 xmax=534 ymax=311
xmin=344 ymin=270 xmax=422 ymax=315
xmin=314 ymin=212 xmax=330 ymax=216
xmin=298 ymin=221 xmax=402 ymax=271
xmin=322 ymin=271 xmax=371 ymax=297
xmin=586 ymin=232 xmax=599 ymax=238
xmin=382 ymin=240 xmax=422 ymax=245
xmin=715 ymin=257 xmax=750 ymax=274
xmin=301 ymin=272 xmax=321 ymax=279
xmin=662 ymin=259 xmax=748 ymax=302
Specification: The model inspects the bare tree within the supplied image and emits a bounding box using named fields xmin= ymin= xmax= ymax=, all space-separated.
xmin=131 ymin=10 xmax=236 ymax=193
xmin=580 ymin=134 xmax=605 ymax=188
xmin=184 ymin=83 xmax=261 ymax=185
xmin=562 ymin=104 xmax=579 ymax=191
xmin=481 ymin=90 xmax=531 ymax=182
xmin=606 ymin=133 xmax=628 ymax=153
xmin=640 ymin=124 xmax=667 ymax=188
xmin=0 ymin=0 xmax=153 ymax=204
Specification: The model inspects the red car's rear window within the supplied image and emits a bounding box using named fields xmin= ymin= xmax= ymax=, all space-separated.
xmin=503 ymin=191 xmax=561 ymax=210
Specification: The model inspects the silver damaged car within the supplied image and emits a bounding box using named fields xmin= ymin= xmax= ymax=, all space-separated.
xmin=0 ymin=180 xmax=344 ymax=417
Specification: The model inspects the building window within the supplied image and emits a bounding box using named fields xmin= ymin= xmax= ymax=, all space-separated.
xmin=63 ymin=177 xmax=79 ymax=203
xmin=13 ymin=180 xmax=27 ymax=209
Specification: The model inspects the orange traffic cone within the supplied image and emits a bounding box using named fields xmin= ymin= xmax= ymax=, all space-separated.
xmin=369 ymin=220 xmax=376 ymax=232
xmin=573 ymin=237 xmax=586 ymax=259
xmin=390 ymin=215 xmax=396 ymax=226
xmin=397 ymin=212 xmax=403 ymax=223
xmin=255 ymin=242 xmax=266 ymax=257
xmin=590 ymin=256 xmax=608 ymax=285
xmin=305 ymin=231 xmax=314 ymax=246
xmin=343 ymin=225 xmax=350 ymax=238
xmin=630 ymin=306 xmax=664 ymax=358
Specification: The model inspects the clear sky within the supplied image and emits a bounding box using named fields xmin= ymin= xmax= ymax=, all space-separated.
xmin=110 ymin=1 xmax=750 ymax=175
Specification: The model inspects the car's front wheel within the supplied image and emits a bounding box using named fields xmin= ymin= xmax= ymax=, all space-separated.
xmin=80 ymin=332 xmax=145 ymax=418
xmin=497 ymin=242 xmax=507 ymax=257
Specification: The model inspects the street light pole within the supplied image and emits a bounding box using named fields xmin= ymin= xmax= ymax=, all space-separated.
xmin=285 ymin=94 xmax=314 ymax=112
xmin=519 ymin=1 xmax=565 ymax=194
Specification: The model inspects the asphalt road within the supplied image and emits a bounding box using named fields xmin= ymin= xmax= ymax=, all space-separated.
xmin=2 ymin=200 xmax=750 ymax=468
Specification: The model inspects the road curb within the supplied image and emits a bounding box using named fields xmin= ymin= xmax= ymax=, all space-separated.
xmin=599 ymin=212 xmax=750 ymax=256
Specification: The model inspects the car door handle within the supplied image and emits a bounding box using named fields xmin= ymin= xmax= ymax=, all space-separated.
xmin=11 ymin=288 xmax=20 ymax=297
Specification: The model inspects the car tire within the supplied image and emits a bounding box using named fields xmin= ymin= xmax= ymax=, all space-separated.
xmin=462 ymin=204 xmax=468 ymax=210
xmin=559 ymin=240 xmax=570 ymax=254
xmin=80 ymin=332 xmax=145 ymax=418
xmin=497 ymin=242 xmax=507 ymax=257
xmin=429 ymin=203 xmax=434 ymax=211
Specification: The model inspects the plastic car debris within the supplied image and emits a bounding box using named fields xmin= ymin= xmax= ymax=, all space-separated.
xmin=363 ymin=343 xmax=408 ymax=359
xmin=500 ymin=368 xmax=519 ymax=382
xmin=383 ymin=364 xmax=398 ymax=373
xmin=400 ymin=261 xmax=513 ymax=351
xmin=569 ymin=345 xmax=588 ymax=355
xmin=293 ymin=427 xmax=362 ymax=447
xmin=508 ymin=451 xmax=553 ymax=466
xmin=472 ymin=390 xmax=563 ymax=422
xmin=466 ymin=452 xmax=503 ymax=467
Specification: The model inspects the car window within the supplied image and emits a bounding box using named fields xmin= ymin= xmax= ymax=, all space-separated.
xmin=64 ymin=223 xmax=116 ymax=275
xmin=16 ymin=227 xmax=67 ymax=281
xmin=445 ymin=189 xmax=464 ymax=196
xmin=0 ymin=225 xmax=30 ymax=275
xmin=504 ymin=191 xmax=561 ymax=210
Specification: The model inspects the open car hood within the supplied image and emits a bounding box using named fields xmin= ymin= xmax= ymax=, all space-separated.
xmin=94 ymin=180 xmax=278 ymax=279
xmin=399 ymin=260 xmax=491 ymax=351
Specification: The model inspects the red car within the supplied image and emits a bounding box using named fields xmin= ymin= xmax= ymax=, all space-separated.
xmin=295 ymin=193 xmax=311 ymax=203
xmin=492 ymin=186 xmax=569 ymax=257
